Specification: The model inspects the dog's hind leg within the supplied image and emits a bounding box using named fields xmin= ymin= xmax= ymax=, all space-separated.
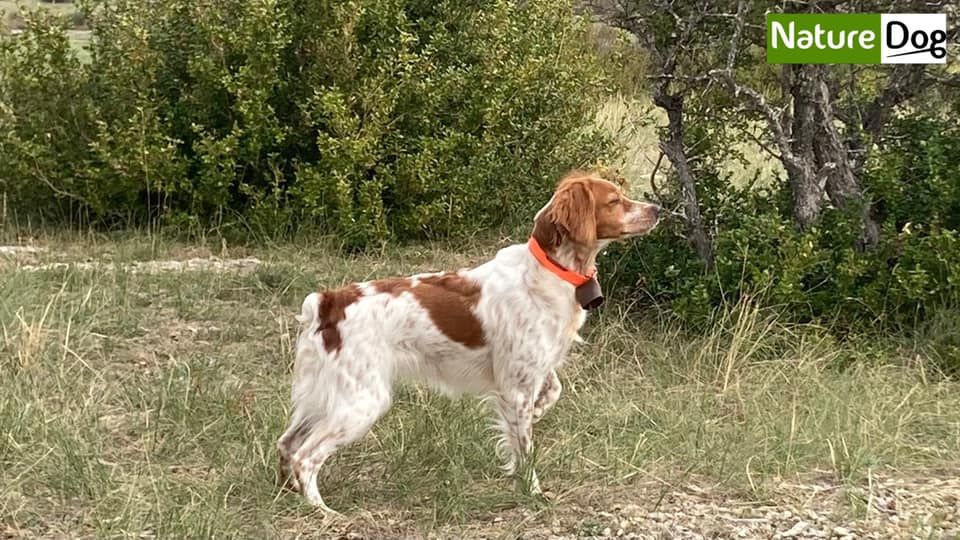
xmin=288 ymin=386 xmax=392 ymax=512
xmin=277 ymin=415 xmax=312 ymax=492
xmin=290 ymin=430 xmax=338 ymax=513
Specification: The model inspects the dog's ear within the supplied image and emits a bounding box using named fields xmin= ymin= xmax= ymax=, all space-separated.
xmin=532 ymin=198 xmax=562 ymax=248
xmin=545 ymin=180 xmax=597 ymax=246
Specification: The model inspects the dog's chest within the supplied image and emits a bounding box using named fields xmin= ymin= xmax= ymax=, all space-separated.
xmin=565 ymin=303 xmax=587 ymax=339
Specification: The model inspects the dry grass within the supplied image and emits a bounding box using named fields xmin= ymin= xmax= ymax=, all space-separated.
xmin=595 ymin=95 xmax=783 ymax=196
xmin=1 ymin=230 xmax=959 ymax=538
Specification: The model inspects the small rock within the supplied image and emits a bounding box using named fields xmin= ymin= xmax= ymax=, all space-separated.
xmin=778 ymin=521 xmax=808 ymax=538
xmin=621 ymin=504 xmax=641 ymax=516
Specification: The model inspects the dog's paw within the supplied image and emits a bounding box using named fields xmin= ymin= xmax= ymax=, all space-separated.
xmin=303 ymin=493 xmax=341 ymax=516
xmin=514 ymin=468 xmax=542 ymax=497
xmin=528 ymin=470 xmax=542 ymax=495
xmin=277 ymin=456 xmax=299 ymax=493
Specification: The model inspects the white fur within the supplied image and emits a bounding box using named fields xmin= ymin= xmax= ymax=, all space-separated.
xmin=277 ymin=174 xmax=660 ymax=511
xmin=277 ymin=243 xmax=584 ymax=510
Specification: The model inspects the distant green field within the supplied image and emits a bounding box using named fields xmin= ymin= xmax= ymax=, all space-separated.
xmin=67 ymin=28 xmax=90 ymax=62
xmin=1 ymin=0 xmax=79 ymax=29
xmin=2 ymin=0 xmax=90 ymax=62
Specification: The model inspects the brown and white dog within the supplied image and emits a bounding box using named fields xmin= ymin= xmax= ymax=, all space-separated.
xmin=277 ymin=170 xmax=660 ymax=511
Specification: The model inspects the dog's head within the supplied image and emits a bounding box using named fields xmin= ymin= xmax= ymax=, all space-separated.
xmin=532 ymin=171 xmax=660 ymax=250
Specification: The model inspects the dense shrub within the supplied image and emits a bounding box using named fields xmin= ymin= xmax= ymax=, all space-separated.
xmin=0 ymin=0 xmax=613 ymax=246
xmin=0 ymin=10 xmax=97 ymax=220
xmin=607 ymin=114 xmax=960 ymax=334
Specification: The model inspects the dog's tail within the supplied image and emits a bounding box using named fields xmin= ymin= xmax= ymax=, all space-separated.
xmin=297 ymin=292 xmax=321 ymax=330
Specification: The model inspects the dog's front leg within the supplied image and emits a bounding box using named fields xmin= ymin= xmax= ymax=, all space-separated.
xmin=491 ymin=384 xmax=541 ymax=495
xmin=532 ymin=369 xmax=562 ymax=424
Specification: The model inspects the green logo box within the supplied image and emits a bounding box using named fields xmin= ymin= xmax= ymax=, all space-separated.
xmin=767 ymin=14 xmax=882 ymax=64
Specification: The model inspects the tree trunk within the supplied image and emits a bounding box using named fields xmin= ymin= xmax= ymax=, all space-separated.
xmin=812 ymin=67 xmax=881 ymax=248
xmin=786 ymin=64 xmax=823 ymax=229
xmin=653 ymin=92 xmax=714 ymax=267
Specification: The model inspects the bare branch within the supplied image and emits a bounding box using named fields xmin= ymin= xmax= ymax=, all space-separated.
xmin=703 ymin=1 xmax=805 ymax=168
xmin=739 ymin=124 xmax=782 ymax=161
xmin=649 ymin=151 xmax=666 ymax=201
xmin=711 ymin=69 xmax=802 ymax=171
xmin=660 ymin=8 xmax=706 ymax=79
xmin=725 ymin=0 xmax=748 ymax=72
xmin=816 ymin=161 xmax=837 ymax=179
xmin=930 ymin=73 xmax=960 ymax=88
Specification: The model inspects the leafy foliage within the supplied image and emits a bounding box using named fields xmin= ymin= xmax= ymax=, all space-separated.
xmin=0 ymin=9 xmax=96 ymax=221
xmin=0 ymin=0 xmax=612 ymax=246
xmin=609 ymin=114 xmax=960 ymax=347
xmin=592 ymin=0 xmax=960 ymax=352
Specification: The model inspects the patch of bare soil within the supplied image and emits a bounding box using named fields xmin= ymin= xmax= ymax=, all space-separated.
xmin=0 ymin=245 xmax=46 ymax=266
xmin=0 ymin=246 xmax=46 ymax=255
xmin=16 ymin=256 xmax=262 ymax=274
xmin=298 ymin=470 xmax=960 ymax=540
xmin=2 ymin=244 xmax=261 ymax=274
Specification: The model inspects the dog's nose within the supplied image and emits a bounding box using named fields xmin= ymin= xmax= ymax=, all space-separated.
xmin=651 ymin=205 xmax=661 ymax=219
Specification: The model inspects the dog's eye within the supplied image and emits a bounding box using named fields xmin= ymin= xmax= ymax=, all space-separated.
xmin=609 ymin=198 xmax=620 ymax=206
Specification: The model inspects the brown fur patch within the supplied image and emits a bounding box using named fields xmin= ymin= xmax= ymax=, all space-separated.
xmin=373 ymin=278 xmax=411 ymax=296
xmin=277 ymin=453 xmax=301 ymax=492
xmin=414 ymin=274 xmax=485 ymax=348
xmin=532 ymin=209 xmax=562 ymax=250
xmin=277 ymin=420 xmax=312 ymax=491
xmin=316 ymin=284 xmax=362 ymax=353
xmin=535 ymin=171 xmax=648 ymax=252
xmin=548 ymin=177 xmax=597 ymax=246
xmin=372 ymin=274 xmax=485 ymax=348
xmin=590 ymin=179 xmax=634 ymax=239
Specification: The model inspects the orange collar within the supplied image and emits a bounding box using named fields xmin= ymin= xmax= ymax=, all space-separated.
xmin=528 ymin=237 xmax=595 ymax=287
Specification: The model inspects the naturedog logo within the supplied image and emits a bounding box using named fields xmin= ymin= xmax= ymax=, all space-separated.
xmin=767 ymin=13 xmax=948 ymax=64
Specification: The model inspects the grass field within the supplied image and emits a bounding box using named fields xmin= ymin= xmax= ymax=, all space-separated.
xmin=2 ymin=230 xmax=959 ymax=538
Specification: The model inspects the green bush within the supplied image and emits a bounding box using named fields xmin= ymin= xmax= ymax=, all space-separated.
xmin=0 ymin=10 xmax=96 ymax=223
xmin=1 ymin=0 xmax=613 ymax=246
xmin=607 ymin=115 xmax=960 ymax=331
